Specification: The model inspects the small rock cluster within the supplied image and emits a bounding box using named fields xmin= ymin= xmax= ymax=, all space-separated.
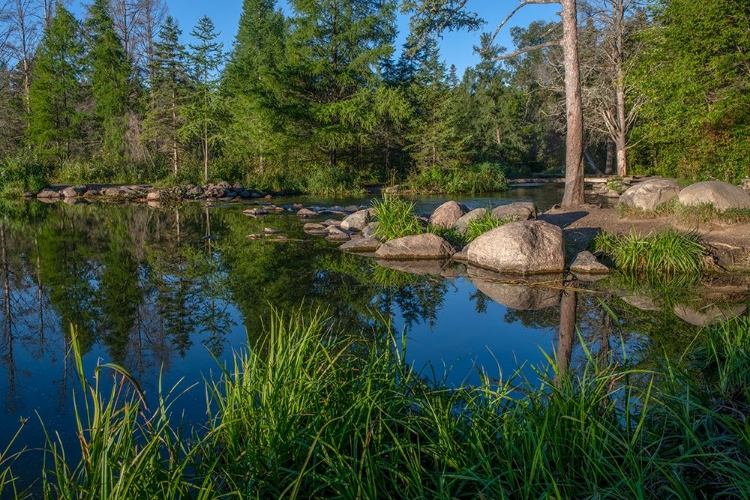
xmin=34 ymin=181 xmax=274 ymax=204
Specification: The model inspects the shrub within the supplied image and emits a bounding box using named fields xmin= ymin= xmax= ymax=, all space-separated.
xmin=593 ymin=228 xmax=706 ymax=275
xmin=0 ymin=152 xmax=50 ymax=198
xmin=372 ymin=196 xmax=423 ymax=241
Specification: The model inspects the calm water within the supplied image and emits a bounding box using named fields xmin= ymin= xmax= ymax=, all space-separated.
xmin=1 ymin=186 xmax=748 ymax=492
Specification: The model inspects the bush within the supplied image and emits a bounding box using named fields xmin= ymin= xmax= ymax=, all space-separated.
xmin=408 ymin=162 xmax=507 ymax=194
xmin=0 ymin=152 xmax=50 ymax=198
xmin=372 ymin=196 xmax=423 ymax=241
xmin=593 ymin=228 xmax=706 ymax=275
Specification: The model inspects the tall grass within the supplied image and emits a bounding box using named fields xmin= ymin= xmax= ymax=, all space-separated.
xmin=594 ymin=228 xmax=706 ymax=275
xmin=372 ymin=196 xmax=423 ymax=241
xmin=408 ymin=163 xmax=507 ymax=194
xmin=464 ymin=212 xmax=515 ymax=243
xmin=8 ymin=311 xmax=750 ymax=498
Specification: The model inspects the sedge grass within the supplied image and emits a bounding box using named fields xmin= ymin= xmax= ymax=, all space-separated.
xmin=594 ymin=228 xmax=706 ymax=276
xmin=464 ymin=212 xmax=515 ymax=243
xmin=371 ymin=196 xmax=423 ymax=241
xmin=9 ymin=311 xmax=750 ymax=498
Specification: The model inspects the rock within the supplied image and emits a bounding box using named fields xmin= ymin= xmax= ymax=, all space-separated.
xmin=322 ymin=219 xmax=343 ymax=227
xmin=619 ymin=178 xmax=680 ymax=211
xmin=429 ymin=201 xmax=468 ymax=228
xmin=470 ymin=270 xmax=562 ymax=310
xmin=375 ymin=233 xmax=455 ymax=260
xmin=454 ymin=208 xmax=487 ymax=234
xmin=146 ymin=191 xmax=161 ymax=202
xmin=326 ymin=226 xmax=351 ymax=241
xmin=340 ymin=236 xmax=381 ymax=253
xmin=37 ymin=189 xmax=61 ymax=199
xmin=62 ymin=187 xmax=83 ymax=198
xmin=570 ymin=251 xmax=609 ymax=274
xmin=304 ymin=223 xmax=326 ymax=231
xmin=238 ymin=190 xmax=253 ymax=199
xmin=362 ymin=222 xmax=379 ymax=238
xmin=243 ymin=208 xmax=268 ymax=217
xmin=678 ymin=181 xmax=750 ymax=211
xmin=467 ymin=220 xmax=564 ymax=274
xmin=384 ymin=185 xmax=401 ymax=194
xmin=103 ymin=187 xmax=124 ymax=196
xmin=263 ymin=227 xmax=283 ymax=234
xmin=296 ymin=208 xmax=318 ymax=217
xmin=742 ymin=178 xmax=750 ymax=193
xmin=187 ymin=185 xmax=203 ymax=196
xmin=674 ymin=303 xmax=747 ymax=327
xmin=491 ymin=201 xmax=537 ymax=221
xmin=452 ymin=247 xmax=469 ymax=261
xmin=341 ymin=209 xmax=372 ymax=231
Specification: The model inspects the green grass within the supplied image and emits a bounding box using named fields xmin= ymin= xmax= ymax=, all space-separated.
xmin=695 ymin=316 xmax=750 ymax=402
xmin=464 ymin=212 xmax=515 ymax=243
xmin=616 ymin=198 xmax=677 ymax=219
xmin=673 ymin=201 xmax=750 ymax=225
xmin=7 ymin=310 xmax=750 ymax=498
xmin=594 ymin=228 xmax=706 ymax=276
xmin=371 ymin=196 xmax=423 ymax=241
xmin=427 ymin=224 xmax=466 ymax=248
xmin=408 ymin=163 xmax=508 ymax=194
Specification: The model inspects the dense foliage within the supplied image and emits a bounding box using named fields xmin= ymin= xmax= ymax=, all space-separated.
xmin=0 ymin=0 xmax=748 ymax=196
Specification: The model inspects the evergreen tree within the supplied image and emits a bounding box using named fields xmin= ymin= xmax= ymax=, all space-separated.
xmin=85 ymin=0 xmax=134 ymax=165
xmin=222 ymin=0 xmax=287 ymax=175
xmin=27 ymin=4 xmax=85 ymax=165
xmin=181 ymin=15 xmax=224 ymax=183
xmin=630 ymin=0 xmax=750 ymax=182
xmin=286 ymin=0 xmax=400 ymax=169
xmin=142 ymin=15 xmax=188 ymax=176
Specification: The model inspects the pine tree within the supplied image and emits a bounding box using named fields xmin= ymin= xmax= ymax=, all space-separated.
xmin=85 ymin=0 xmax=134 ymax=165
xmin=27 ymin=4 xmax=85 ymax=165
xmin=286 ymin=0 xmax=399 ymax=168
xmin=180 ymin=15 xmax=224 ymax=183
xmin=142 ymin=15 xmax=188 ymax=176
xmin=222 ymin=0 xmax=287 ymax=174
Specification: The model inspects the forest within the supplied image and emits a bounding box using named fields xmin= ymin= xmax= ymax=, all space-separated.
xmin=0 ymin=0 xmax=748 ymax=198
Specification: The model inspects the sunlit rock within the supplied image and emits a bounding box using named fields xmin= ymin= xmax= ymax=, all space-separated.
xmin=430 ymin=201 xmax=468 ymax=228
xmin=619 ymin=178 xmax=681 ymax=211
xmin=340 ymin=236 xmax=381 ymax=253
xmin=467 ymin=220 xmax=564 ymax=274
xmin=341 ymin=209 xmax=372 ymax=231
xmin=454 ymin=208 xmax=487 ymax=235
xmin=375 ymin=233 xmax=454 ymax=260
xmin=491 ymin=201 xmax=537 ymax=221
xmin=570 ymin=251 xmax=609 ymax=274
xmin=678 ymin=181 xmax=750 ymax=211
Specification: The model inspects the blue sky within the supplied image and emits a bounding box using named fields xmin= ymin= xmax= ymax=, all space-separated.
xmin=80 ymin=0 xmax=559 ymax=76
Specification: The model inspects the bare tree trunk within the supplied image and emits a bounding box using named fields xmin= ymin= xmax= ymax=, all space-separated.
xmin=560 ymin=0 xmax=585 ymax=207
xmin=615 ymin=62 xmax=628 ymax=177
xmin=605 ymin=138 xmax=614 ymax=174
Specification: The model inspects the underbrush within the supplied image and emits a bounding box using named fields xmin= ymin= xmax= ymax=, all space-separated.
xmin=594 ymin=228 xmax=706 ymax=275
xmin=1 ymin=309 xmax=743 ymax=498
xmin=372 ymin=196 xmax=423 ymax=241
xmin=673 ymin=201 xmax=750 ymax=225
xmin=0 ymin=152 xmax=50 ymax=198
xmin=408 ymin=162 xmax=507 ymax=194
xmin=616 ymin=198 xmax=677 ymax=219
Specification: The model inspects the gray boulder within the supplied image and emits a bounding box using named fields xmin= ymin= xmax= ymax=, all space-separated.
xmin=341 ymin=209 xmax=372 ymax=231
xmin=742 ymin=178 xmax=750 ymax=193
xmin=375 ymin=233 xmax=454 ymax=260
xmin=362 ymin=222 xmax=379 ymax=238
xmin=467 ymin=220 xmax=564 ymax=274
xmin=570 ymin=251 xmax=609 ymax=274
xmin=37 ymin=189 xmax=61 ymax=199
xmin=430 ymin=201 xmax=468 ymax=228
xmin=326 ymin=226 xmax=351 ymax=242
xmin=619 ymin=178 xmax=681 ymax=211
xmin=678 ymin=181 xmax=750 ymax=211
xmin=340 ymin=236 xmax=381 ymax=253
xmin=296 ymin=208 xmax=318 ymax=217
xmin=491 ymin=201 xmax=537 ymax=221
xmin=454 ymin=208 xmax=487 ymax=235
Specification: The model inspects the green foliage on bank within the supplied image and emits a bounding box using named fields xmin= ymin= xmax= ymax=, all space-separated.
xmin=2 ymin=308 xmax=747 ymax=498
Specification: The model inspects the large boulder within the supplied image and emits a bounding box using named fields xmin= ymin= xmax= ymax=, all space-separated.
xmin=491 ymin=201 xmax=537 ymax=221
xmin=454 ymin=208 xmax=487 ymax=234
xmin=467 ymin=220 xmax=564 ymax=274
xmin=375 ymin=233 xmax=454 ymax=260
xmin=619 ymin=178 xmax=680 ymax=211
xmin=678 ymin=181 xmax=750 ymax=211
xmin=37 ymin=189 xmax=61 ymax=199
xmin=341 ymin=209 xmax=372 ymax=231
xmin=430 ymin=201 xmax=468 ymax=228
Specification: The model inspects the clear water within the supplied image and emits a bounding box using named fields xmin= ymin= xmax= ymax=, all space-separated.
xmin=0 ymin=185 xmax=747 ymax=492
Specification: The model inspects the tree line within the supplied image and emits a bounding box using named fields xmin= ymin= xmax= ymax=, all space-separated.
xmin=0 ymin=0 xmax=747 ymax=197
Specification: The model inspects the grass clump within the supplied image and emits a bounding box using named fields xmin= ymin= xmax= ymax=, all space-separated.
xmin=0 ymin=152 xmax=50 ymax=198
xmin=372 ymin=195 xmax=423 ymax=241
xmin=695 ymin=316 xmax=750 ymax=402
xmin=464 ymin=212 xmax=515 ymax=243
xmin=408 ymin=162 xmax=507 ymax=194
xmin=616 ymin=198 xmax=677 ymax=219
xmin=427 ymin=224 xmax=466 ymax=248
xmin=594 ymin=228 xmax=706 ymax=275
xmin=673 ymin=201 xmax=750 ymax=225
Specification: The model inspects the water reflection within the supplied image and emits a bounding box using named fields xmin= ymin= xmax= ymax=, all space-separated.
xmin=0 ymin=198 xmax=748 ymax=492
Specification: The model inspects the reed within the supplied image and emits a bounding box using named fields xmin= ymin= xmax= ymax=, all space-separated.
xmin=7 ymin=312 xmax=748 ymax=498
xmin=371 ymin=196 xmax=423 ymax=241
